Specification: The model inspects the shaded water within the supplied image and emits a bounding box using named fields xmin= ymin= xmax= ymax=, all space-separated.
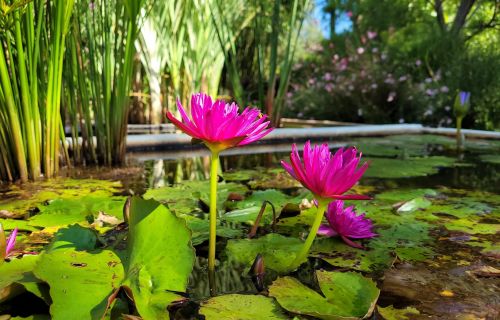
xmin=1 ymin=134 xmax=499 ymax=319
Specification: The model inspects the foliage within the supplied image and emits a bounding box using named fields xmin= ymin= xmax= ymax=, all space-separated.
xmin=287 ymin=0 xmax=500 ymax=129
xmin=269 ymin=271 xmax=379 ymax=319
xmin=0 ymin=0 xmax=75 ymax=182
xmin=63 ymin=0 xmax=147 ymax=166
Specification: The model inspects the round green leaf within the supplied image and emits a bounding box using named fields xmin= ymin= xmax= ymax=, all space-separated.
xmin=33 ymin=249 xmax=124 ymax=320
xmin=122 ymin=197 xmax=195 ymax=319
xmin=226 ymin=233 xmax=305 ymax=272
xmin=200 ymin=294 xmax=287 ymax=320
xmin=269 ymin=271 xmax=380 ymax=320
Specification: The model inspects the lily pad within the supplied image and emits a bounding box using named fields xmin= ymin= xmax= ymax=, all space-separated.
xmin=311 ymin=238 xmax=394 ymax=272
xmin=0 ymin=255 xmax=44 ymax=302
xmin=269 ymin=271 xmax=379 ymax=320
xmin=375 ymin=189 xmax=438 ymax=202
xmin=27 ymin=196 xmax=125 ymax=228
xmin=479 ymin=154 xmax=500 ymax=165
xmin=144 ymin=180 xmax=247 ymax=214
xmin=226 ymin=233 xmax=305 ymax=272
xmin=199 ymin=294 xmax=287 ymax=320
xmin=0 ymin=179 xmax=123 ymax=217
xmin=121 ymin=197 xmax=195 ymax=319
xmin=223 ymin=170 xmax=258 ymax=181
xmin=377 ymin=305 xmax=420 ymax=320
xmin=34 ymin=248 xmax=124 ymax=319
xmin=364 ymin=156 xmax=456 ymax=179
xmin=185 ymin=216 xmax=243 ymax=245
xmin=396 ymin=197 xmax=432 ymax=213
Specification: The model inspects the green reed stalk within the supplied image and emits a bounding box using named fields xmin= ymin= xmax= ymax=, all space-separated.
xmin=0 ymin=0 xmax=74 ymax=182
xmin=63 ymin=0 xmax=145 ymax=166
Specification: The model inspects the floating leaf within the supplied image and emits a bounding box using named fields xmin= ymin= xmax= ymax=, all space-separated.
xmin=144 ymin=181 xmax=247 ymax=214
xmin=311 ymin=238 xmax=394 ymax=272
xmin=27 ymin=196 xmax=125 ymax=228
xmin=185 ymin=216 xmax=243 ymax=245
xmin=269 ymin=271 xmax=379 ymax=320
xmin=199 ymin=294 xmax=287 ymax=320
xmin=0 ymin=255 xmax=45 ymax=302
xmin=121 ymin=197 xmax=195 ymax=319
xmin=377 ymin=305 xmax=420 ymax=320
xmin=376 ymin=188 xmax=438 ymax=202
xmin=33 ymin=248 xmax=124 ymax=319
xmin=479 ymin=154 xmax=500 ymax=165
xmin=397 ymin=197 xmax=431 ymax=213
xmin=364 ymin=156 xmax=456 ymax=179
xmin=226 ymin=233 xmax=305 ymax=272
xmin=0 ymin=179 xmax=123 ymax=217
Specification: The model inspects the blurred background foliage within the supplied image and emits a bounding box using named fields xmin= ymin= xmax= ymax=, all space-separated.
xmin=0 ymin=0 xmax=498 ymax=182
xmin=287 ymin=0 xmax=499 ymax=130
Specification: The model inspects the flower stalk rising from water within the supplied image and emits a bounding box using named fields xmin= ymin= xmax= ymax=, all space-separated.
xmin=317 ymin=200 xmax=376 ymax=248
xmin=454 ymin=91 xmax=470 ymax=150
xmin=281 ymin=141 xmax=369 ymax=267
xmin=167 ymin=93 xmax=272 ymax=295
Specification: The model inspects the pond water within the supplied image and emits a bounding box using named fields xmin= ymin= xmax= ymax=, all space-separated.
xmin=0 ymin=134 xmax=499 ymax=319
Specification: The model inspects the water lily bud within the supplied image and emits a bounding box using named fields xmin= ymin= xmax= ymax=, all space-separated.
xmin=123 ymin=197 xmax=131 ymax=224
xmin=454 ymin=91 xmax=470 ymax=119
xmin=250 ymin=254 xmax=265 ymax=292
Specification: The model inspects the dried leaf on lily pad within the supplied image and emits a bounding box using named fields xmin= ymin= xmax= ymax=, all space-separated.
xmin=269 ymin=271 xmax=380 ymax=320
xmin=199 ymin=294 xmax=287 ymax=320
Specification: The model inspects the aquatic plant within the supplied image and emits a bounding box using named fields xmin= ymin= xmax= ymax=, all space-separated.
xmin=281 ymin=141 xmax=369 ymax=266
xmin=454 ymin=91 xmax=471 ymax=149
xmin=0 ymin=225 xmax=17 ymax=261
xmin=0 ymin=0 xmax=75 ymax=181
xmin=64 ymin=0 xmax=147 ymax=166
xmin=167 ymin=92 xmax=272 ymax=294
xmin=318 ymin=200 xmax=376 ymax=248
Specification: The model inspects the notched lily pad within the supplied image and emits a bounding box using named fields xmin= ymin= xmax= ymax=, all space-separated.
xmin=364 ymin=156 xmax=456 ymax=179
xmin=269 ymin=271 xmax=380 ymax=320
xmin=199 ymin=294 xmax=287 ymax=320
xmin=226 ymin=233 xmax=305 ymax=272
xmin=377 ymin=305 xmax=420 ymax=320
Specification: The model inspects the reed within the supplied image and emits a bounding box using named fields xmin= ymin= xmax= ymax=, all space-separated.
xmin=63 ymin=0 xmax=146 ymax=165
xmin=0 ymin=0 xmax=74 ymax=182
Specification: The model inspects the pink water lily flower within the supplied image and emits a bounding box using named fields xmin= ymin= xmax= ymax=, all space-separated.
xmin=166 ymin=93 xmax=273 ymax=153
xmin=6 ymin=227 xmax=18 ymax=256
xmin=281 ymin=141 xmax=370 ymax=201
xmin=318 ymin=201 xmax=376 ymax=248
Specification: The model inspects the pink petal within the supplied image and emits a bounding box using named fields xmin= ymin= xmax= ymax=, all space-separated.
xmin=318 ymin=224 xmax=338 ymax=237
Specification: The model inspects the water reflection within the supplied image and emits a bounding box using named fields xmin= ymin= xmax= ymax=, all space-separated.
xmin=140 ymin=147 xmax=499 ymax=193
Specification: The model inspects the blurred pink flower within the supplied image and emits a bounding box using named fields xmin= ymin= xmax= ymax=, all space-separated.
xmin=387 ymin=91 xmax=396 ymax=102
xmin=357 ymin=47 xmax=365 ymax=54
xmin=318 ymin=201 xmax=376 ymax=248
xmin=281 ymin=141 xmax=370 ymax=201
xmin=166 ymin=93 xmax=273 ymax=152
xmin=367 ymin=31 xmax=377 ymax=39
xmin=346 ymin=11 xmax=353 ymax=18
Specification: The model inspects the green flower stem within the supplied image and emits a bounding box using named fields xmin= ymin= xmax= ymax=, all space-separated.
xmin=456 ymin=116 xmax=464 ymax=150
xmin=208 ymin=150 xmax=220 ymax=295
xmin=292 ymin=199 xmax=328 ymax=267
